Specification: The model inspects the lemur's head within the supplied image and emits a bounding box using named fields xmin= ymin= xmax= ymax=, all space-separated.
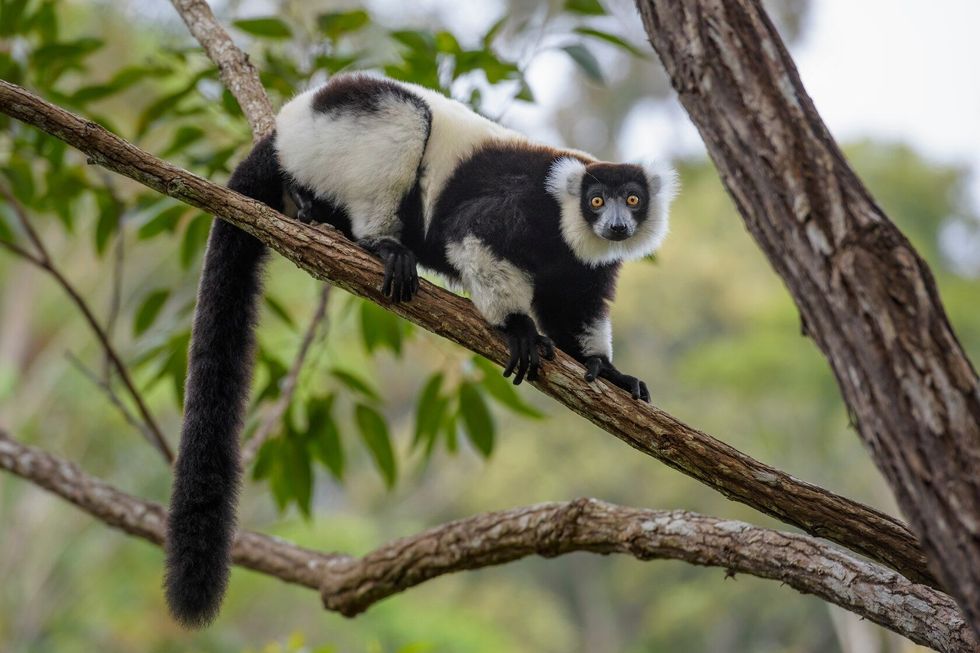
xmin=546 ymin=158 xmax=678 ymax=267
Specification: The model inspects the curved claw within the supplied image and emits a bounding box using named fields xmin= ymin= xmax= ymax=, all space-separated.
xmin=500 ymin=314 xmax=552 ymax=385
xmin=362 ymin=238 xmax=419 ymax=303
xmin=583 ymin=355 xmax=651 ymax=403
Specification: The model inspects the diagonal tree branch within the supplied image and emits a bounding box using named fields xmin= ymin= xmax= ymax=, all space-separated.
xmin=169 ymin=0 xmax=276 ymax=139
xmin=0 ymin=80 xmax=938 ymax=590
xmin=635 ymin=0 xmax=980 ymax=634
xmin=0 ymin=184 xmax=173 ymax=463
xmin=242 ymin=285 xmax=331 ymax=466
xmin=0 ymin=429 xmax=972 ymax=653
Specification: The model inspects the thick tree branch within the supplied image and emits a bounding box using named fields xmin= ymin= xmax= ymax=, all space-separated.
xmin=0 ymin=429 xmax=972 ymax=653
xmin=635 ymin=0 xmax=980 ymax=633
xmin=0 ymin=79 xmax=937 ymax=590
xmin=168 ymin=0 xmax=275 ymax=138
xmin=0 ymin=185 xmax=173 ymax=462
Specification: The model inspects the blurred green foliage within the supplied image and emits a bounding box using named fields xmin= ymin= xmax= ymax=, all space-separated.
xmin=1 ymin=0 xmax=977 ymax=652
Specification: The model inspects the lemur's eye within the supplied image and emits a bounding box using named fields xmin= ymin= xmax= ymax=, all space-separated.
xmin=590 ymin=196 xmax=604 ymax=209
xmin=626 ymin=194 xmax=640 ymax=206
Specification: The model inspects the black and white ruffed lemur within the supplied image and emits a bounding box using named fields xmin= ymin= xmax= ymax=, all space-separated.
xmin=166 ymin=73 xmax=677 ymax=627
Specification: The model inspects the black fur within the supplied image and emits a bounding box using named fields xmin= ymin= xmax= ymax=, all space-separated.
xmin=312 ymin=73 xmax=430 ymax=118
xmin=426 ymin=144 xmax=620 ymax=360
xmin=164 ymin=134 xmax=283 ymax=628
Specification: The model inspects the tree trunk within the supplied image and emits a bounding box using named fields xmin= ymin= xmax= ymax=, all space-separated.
xmin=635 ymin=0 xmax=980 ymax=635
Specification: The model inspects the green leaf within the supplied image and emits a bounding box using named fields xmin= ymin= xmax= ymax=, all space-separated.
xmin=458 ymin=382 xmax=495 ymax=457
xmin=360 ymin=300 xmax=403 ymax=354
xmin=316 ymin=10 xmax=369 ymax=40
xmin=134 ymin=289 xmax=169 ymax=336
xmin=573 ymin=27 xmax=647 ymax=58
xmin=564 ymin=0 xmax=607 ymax=15
xmin=473 ymin=357 xmax=544 ymax=418
xmin=434 ymin=31 xmax=461 ymax=55
xmin=264 ymin=294 xmax=296 ymax=330
xmin=180 ymin=213 xmax=211 ymax=269
xmin=252 ymin=437 xmax=280 ymax=480
xmin=562 ymin=44 xmax=604 ymax=83
xmin=413 ymin=373 xmax=446 ymax=449
xmin=330 ymin=368 xmax=380 ymax=401
xmin=0 ymin=0 xmax=31 ymax=37
xmin=255 ymin=351 xmax=288 ymax=404
xmin=162 ymin=125 xmax=205 ymax=157
xmin=392 ymin=30 xmax=436 ymax=53
xmin=355 ymin=404 xmax=396 ymax=487
xmin=138 ymin=204 xmax=187 ymax=239
xmin=233 ymin=17 xmax=293 ymax=39
xmin=3 ymin=158 xmax=35 ymax=203
xmin=308 ymin=395 xmax=344 ymax=480
xmin=93 ymin=191 xmax=119 ymax=256
xmin=482 ymin=15 xmax=508 ymax=47
xmin=283 ymin=431 xmax=313 ymax=517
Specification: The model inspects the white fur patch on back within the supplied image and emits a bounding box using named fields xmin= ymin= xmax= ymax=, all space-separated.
xmin=401 ymin=82 xmax=532 ymax=230
xmin=276 ymin=86 xmax=429 ymax=240
xmin=445 ymin=235 xmax=535 ymax=326
xmin=577 ymin=315 xmax=613 ymax=359
xmin=546 ymin=158 xmax=679 ymax=267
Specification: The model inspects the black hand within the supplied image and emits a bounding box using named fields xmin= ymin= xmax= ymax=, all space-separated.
xmin=362 ymin=238 xmax=419 ymax=303
xmin=583 ymin=355 xmax=650 ymax=402
xmin=500 ymin=314 xmax=554 ymax=385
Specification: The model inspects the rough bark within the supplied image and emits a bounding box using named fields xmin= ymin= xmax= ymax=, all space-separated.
xmin=169 ymin=0 xmax=275 ymax=139
xmin=0 ymin=431 xmax=972 ymax=652
xmin=635 ymin=0 xmax=980 ymax=634
xmin=0 ymin=79 xmax=936 ymax=589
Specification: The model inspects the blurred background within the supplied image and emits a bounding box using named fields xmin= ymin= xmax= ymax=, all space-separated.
xmin=1 ymin=0 xmax=978 ymax=651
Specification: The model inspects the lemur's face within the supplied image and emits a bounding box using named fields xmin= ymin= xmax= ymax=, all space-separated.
xmin=579 ymin=163 xmax=651 ymax=242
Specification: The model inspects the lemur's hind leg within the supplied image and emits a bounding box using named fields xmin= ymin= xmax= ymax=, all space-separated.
xmin=359 ymin=236 xmax=419 ymax=303
xmin=288 ymin=184 xmax=317 ymax=224
xmin=446 ymin=236 xmax=554 ymax=385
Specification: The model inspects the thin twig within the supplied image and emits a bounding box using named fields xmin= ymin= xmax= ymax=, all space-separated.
xmin=242 ymin=284 xmax=331 ymax=466
xmin=66 ymin=353 xmax=155 ymax=443
xmin=0 ymin=430 xmax=972 ymax=653
xmin=0 ymin=185 xmax=173 ymax=463
xmin=169 ymin=0 xmax=276 ymax=138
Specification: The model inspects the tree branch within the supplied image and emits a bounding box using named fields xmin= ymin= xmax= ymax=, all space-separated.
xmin=0 ymin=78 xmax=937 ymax=590
xmin=635 ymin=0 xmax=980 ymax=633
xmin=168 ymin=0 xmax=276 ymax=139
xmin=0 ymin=184 xmax=173 ymax=463
xmin=0 ymin=429 xmax=971 ymax=653
xmin=242 ymin=285 xmax=331 ymax=466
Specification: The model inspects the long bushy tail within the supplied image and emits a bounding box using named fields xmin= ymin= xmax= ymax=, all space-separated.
xmin=165 ymin=134 xmax=284 ymax=628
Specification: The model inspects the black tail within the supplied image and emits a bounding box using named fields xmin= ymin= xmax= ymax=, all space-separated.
xmin=165 ymin=134 xmax=284 ymax=628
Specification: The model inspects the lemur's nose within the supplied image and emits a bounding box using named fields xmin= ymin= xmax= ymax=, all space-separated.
xmin=610 ymin=222 xmax=629 ymax=234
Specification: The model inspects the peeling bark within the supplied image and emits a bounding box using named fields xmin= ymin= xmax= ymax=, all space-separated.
xmin=636 ymin=0 xmax=980 ymax=635
xmin=0 ymin=430 xmax=972 ymax=652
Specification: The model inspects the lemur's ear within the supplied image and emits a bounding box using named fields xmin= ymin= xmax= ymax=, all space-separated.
xmin=642 ymin=161 xmax=680 ymax=203
xmin=545 ymin=157 xmax=587 ymax=200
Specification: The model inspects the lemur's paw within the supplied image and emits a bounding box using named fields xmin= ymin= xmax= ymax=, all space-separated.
xmin=584 ymin=356 xmax=650 ymax=402
xmin=500 ymin=314 xmax=551 ymax=385
xmin=361 ymin=238 xmax=419 ymax=303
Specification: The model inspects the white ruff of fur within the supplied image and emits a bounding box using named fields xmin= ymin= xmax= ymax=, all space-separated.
xmin=445 ymin=235 xmax=535 ymax=326
xmin=546 ymin=158 xmax=679 ymax=267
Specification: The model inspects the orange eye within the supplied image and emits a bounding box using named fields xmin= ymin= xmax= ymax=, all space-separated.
xmin=626 ymin=194 xmax=640 ymax=206
xmin=590 ymin=196 xmax=604 ymax=208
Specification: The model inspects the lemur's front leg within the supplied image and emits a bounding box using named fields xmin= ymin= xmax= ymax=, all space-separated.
xmin=446 ymin=237 xmax=553 ymax=385
xmin=359 ymin=236 xmax=419 ymax=303
xmin=575 ymin=315 xmax=650 ymax=402
xmin=500 ymin=313 xmax=556 ymax=385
